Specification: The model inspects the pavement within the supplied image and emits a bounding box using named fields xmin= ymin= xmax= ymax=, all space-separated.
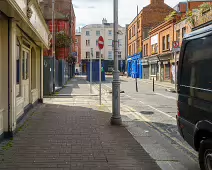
xmin=94 ymin=76 xmax=200 ymax=170
xmin=0 ymin=76 xmax=161 ymax=170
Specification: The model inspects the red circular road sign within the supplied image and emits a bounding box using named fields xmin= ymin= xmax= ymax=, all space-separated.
xmin=98 ymin=36 xmax=104 ymax=50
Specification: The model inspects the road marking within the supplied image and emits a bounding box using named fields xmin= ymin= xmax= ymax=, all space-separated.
xmin=96 ymin=82 xmax=176 ymax=120
xmin=155 ymin=92 xmax=176 ymax=100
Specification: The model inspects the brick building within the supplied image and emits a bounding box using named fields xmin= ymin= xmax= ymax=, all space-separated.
xmin=75 ymin=32 xmax=81 ymax=73
xmin=142 ymin=0 xmax=212 ymax=82
xmin=127 ymin=0 xmax=173 ymax=57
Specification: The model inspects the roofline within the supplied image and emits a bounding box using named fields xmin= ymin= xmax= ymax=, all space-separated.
xmin=184 ymin=24 xmax=212 ymax=39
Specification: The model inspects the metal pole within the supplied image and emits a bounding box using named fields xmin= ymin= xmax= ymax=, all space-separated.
xmin=135 ymin=5 xmax=139 ymax=92
xmin=52 ymin=0 xmax=55 ymax=93
xmin=175 ymin=52 xmax=177 ymax=91
xmin=111 ymin=0 xmax=122 ymax=125
xmin=153 ymin=77 xmax=155 ymax=92
xmin=99 ymin=50 xmax=102 ymax=105
xmin=90 ymin=48 xmax=93 ymax=94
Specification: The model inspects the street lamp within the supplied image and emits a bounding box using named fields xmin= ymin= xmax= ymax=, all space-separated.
xmin=111 ymin=0 xmax=122 ymax=125
xmin=52 ymin=0 xmax=56 ymax=93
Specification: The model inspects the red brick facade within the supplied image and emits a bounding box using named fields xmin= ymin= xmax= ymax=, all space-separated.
xmin=127 ymin=0 xmax=173 ymax=56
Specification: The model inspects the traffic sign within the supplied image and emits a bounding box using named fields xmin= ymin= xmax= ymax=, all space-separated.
xmin=172 ymin=41 xmax=180 ymax=52
xmin=98 ymin=36 xmax=104 ymax=50
xmin=173 ymin=41 xmax=179 ymax=48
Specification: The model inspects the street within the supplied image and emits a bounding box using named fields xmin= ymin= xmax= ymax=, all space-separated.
xmin=94 ymin=76 xmax=200 ymax=170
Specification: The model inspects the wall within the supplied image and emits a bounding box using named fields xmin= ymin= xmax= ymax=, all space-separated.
xmin=127 ymin=0 xmax=173 ymax=56
xmin=75 ymin=34 xmax=81 ymax=64
xmin=81 ymin=25 xmax=126 ymax=61
xmin=0 ymin=19 xmax=8 ymax=134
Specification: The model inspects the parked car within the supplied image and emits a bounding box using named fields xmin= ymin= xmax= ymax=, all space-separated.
xmin=177 ymin=25 xmax=212 ymax=170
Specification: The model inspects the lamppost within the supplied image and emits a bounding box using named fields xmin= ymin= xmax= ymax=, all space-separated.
xmin=52 ymin=0 xmax=56 ymax=93
xmin=111 ymin=0 xmax=122 ymax=125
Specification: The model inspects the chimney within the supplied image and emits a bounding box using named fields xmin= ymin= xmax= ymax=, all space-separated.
xmin=150 ymin=0 xmax=164 ymax=4
xmin=102 ymin=18 xmax=107 ymax=24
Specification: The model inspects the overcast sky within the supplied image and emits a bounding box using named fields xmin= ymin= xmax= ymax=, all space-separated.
xmin=73 ymin=0 xmax=185 ymax=30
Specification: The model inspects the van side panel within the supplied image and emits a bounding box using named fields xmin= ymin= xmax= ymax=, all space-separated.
xmin=178 ymin=34 xmax=212 ymax=148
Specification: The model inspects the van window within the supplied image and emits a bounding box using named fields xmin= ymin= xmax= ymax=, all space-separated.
xmin=181 ymin=35 xmax=212 ymax=90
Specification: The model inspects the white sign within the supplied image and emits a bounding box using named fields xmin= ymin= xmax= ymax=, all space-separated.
xmin=151 ymin=34 xmax=158 ymax=45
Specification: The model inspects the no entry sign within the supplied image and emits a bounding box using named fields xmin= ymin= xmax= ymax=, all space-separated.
xmin=98 ymin=36 xmax=104 ymax=50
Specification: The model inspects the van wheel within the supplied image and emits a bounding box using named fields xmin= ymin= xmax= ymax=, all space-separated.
xmin=199 ymin=139 xmax=212 ymax=170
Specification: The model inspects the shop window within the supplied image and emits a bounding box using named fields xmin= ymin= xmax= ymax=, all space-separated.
xmin=151 ymin=64 xmax=157 ymax=75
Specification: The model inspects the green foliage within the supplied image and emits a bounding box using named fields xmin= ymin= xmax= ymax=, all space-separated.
xmin=165 ymin=11 xmax=177 ymax=21
xmin=55 ymin=31 xmax=72 ymax=48
xmin=199 ymin=2 xmax=212 ymax=14
xmin=67 ymin=54 xmax=76 ymax=64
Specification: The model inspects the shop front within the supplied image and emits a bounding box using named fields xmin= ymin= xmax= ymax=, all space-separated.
xmin=0 ymin=0 xmax=49 ymax=137
xmin=159 ymin=52 xmax=172 ymax=82
xmin=148 ymin=56 xmax=159 ymax=80
xmin=142 ymin=59 xmax=149 ymax=79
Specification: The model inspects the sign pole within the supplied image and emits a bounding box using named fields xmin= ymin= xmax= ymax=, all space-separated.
xmin=99 ymin=50 xmax=102 ymax=105
xmin=175 ymin=52 xmax=177 ymax=91
xmin=90 ymin=48 xmax=93 ymax=94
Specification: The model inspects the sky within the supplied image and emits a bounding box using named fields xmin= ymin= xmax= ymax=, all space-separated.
xmin=73 ymin=0 xmax=185 ymax=30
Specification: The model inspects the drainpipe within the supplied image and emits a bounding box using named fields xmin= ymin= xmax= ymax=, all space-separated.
xmin=7 ymin=18 xmax=12 ymax=136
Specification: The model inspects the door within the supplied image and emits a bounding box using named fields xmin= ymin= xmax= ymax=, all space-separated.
xmin=22 ymin=49 xmax=30 ymax=107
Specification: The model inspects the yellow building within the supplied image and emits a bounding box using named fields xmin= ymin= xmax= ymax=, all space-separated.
xmin=0 ymin=0 xmax=49 ymax=137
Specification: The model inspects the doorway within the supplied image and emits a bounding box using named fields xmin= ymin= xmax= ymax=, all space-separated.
xmin=22 ymin=48 xmax=30 ymax=107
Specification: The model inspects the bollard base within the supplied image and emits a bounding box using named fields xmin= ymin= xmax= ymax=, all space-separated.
xmin=110 ymin=117 xmax=122 ymax=126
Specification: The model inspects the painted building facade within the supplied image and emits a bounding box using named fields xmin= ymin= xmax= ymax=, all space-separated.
xmin=81 ymin=19 xmax=126 ymax=73
xmin=0 ymin=0 xmax=49 ymax=137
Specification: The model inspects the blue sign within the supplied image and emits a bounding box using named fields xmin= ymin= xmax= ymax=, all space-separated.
xmin=72 ymin=52 xmax=77 ymax=56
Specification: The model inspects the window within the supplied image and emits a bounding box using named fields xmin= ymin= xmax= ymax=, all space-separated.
xmin=86 ymin=31 xmax=90 ymax=36
xmin=166 ymin=34 xmax=170 ymax=50
xmin=181 ymin=36 xmax=212 ymax=92
xmin=146 ymin=44 xmax=148 ymax=56
xmin=138 ymin=20 xmax=140 ymax=29
xmin=86 ymin=52 xmax=90 ymax=58
xmin=129 ymin=45 xmax=131 ymax=55
xmin=86 ymin=40 xmax=90 ymax=46
xmin=101 ymin=54 xmax=103 ymax=58
xmin=162 ymin=36 xmax=166 ymax=51
xmin=152 ymin=44 xmax=158 ymax=54
xmin=75 ymin=38 xmax=78 ymax=43
xmin=96 ymin=30 xmax=100 ymax=36
xmin=96 ymin=51 xmax=100 ymax=58
xmin=144 ymin=45 xmax=146 ymax=56
xmin=108 ymin=51 xmax=113 ymax=59
xmin=96 ymin=40 xmax=98 ymax=46
xmin=22 ymin=50 xmax=29 ymax=80
xmin=129 ymin=29 xmax=131 ymax=39
xmin=133 ymin=25 xmax=136 ymax=36
xmin=108 ymin=30 xmax=112 ymax=36
xmin=118 ymin=39 xmax=122 ymax=47
xmin=118 ymin=52 xmax=121 ymax=59
xmin=176 ymin=30 xmax=180 ymax=42
xmin=182 ymin=27 xmax=186 ymax=39
xmin=108 ymin=39 xmax=113 ymax=46
xmin=134 ymin=42 xmax=136 ymax=54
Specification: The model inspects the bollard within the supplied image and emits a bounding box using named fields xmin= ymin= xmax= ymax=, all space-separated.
xmin=153 ymin=77 xmax=155 ymax=92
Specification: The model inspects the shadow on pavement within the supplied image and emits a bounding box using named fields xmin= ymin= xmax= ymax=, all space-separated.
xmin=0 ymin=103 xmax=160 ymax=170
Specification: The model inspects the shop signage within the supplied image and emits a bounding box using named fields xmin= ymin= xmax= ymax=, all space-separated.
xmin=151 ymin=34 xmax=158 ymax=45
